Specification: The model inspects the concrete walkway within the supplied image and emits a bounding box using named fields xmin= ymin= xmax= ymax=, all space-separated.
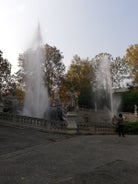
xmin=0 ymin=125 xmax=138 ymax=184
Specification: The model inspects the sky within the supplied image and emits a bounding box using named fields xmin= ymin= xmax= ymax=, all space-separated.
xmin=0 ymin=0 xmax=138 ymax=73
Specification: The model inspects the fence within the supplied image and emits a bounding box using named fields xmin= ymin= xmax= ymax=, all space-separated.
xmin=0 ymin=112 xmax=115 ymax=135
xmin=77 ymin=122 xmax=115 ymax=135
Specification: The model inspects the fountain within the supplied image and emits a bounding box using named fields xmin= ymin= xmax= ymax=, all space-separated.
xmin=94 ymin=54 xmax=121 ymax=121
xmin=23 ymin=24 xmax=49 ymax=118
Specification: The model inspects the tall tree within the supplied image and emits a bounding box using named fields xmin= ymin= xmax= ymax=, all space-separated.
xmin=17 ymin=44 xmax=65 ymax=97
xmin=93 ymin=53 xmax=130 ymax=88
xmin=0 ymin=50 xmax=11 ymax=97
xmin=111 ymin=57 xmax=130 ymax=88
xmin=65 ymin=55 xmax=94 ymax=108
xmin=125 ymin=44 xmax=138 ymax=86
xmin=44 ymin=44 xmax=65 ymax=95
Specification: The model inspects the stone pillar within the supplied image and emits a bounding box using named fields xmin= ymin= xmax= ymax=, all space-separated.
xmin=66 ymin=113 xmax=78 ymax=134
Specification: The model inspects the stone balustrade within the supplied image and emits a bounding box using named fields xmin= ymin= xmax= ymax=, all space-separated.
xmin=0 ymin=112 xmax=115 ymax=135
xmin=0 ymin=113 xmax=68 ymax=134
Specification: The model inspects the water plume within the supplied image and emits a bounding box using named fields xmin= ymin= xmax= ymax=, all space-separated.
xmin=23 ymin=24 xmax=49 ymax=118
xmin=94 ymin=54 xmax=120 ymax=119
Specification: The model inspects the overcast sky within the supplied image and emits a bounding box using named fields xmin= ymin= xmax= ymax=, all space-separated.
xmin=0 ymin=0 xmax=138 ymax=73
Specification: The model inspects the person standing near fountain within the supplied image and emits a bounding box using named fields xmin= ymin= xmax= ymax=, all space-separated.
xmin=117 ymin=113 xmax=125 ymax=137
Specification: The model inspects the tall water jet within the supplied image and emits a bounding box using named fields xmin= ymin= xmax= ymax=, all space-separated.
xmin=94 ymin=54 xmax=120 ymax=119
xmin=23 ymin=24 xmax=49 ymax=118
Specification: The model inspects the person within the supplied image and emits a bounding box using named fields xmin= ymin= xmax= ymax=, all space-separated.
xmin=117 ymin=113 xmax=125 ymax=137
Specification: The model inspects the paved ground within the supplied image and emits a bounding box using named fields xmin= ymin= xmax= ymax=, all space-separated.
xmin=0 ymin=125 xmax=138 ymax=184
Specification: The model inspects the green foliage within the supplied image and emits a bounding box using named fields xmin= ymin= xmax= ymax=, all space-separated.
xmin=44 ymin=44 xmax=65 ymax=95
xmin=78 ymin=88 xmax=94 ymax=108
xmin=120 ymin=90 xmax=138 ymax=112
xmin=0 ymin=50 xmax=11 ymax=96
xmin=124 ymin=122 xmax=138 ymax=134
xmin=18 ymin=44 xmax=65 ymax=96
xmin=65 ymin=55 xmax=94 ymax=108
xmin=111 ymin=57 xmax=130 ymax=88
xmin=125 ymin=44 xmax=138 ymax=86
xmin=93 ymin=53 xmax=130 ymax=88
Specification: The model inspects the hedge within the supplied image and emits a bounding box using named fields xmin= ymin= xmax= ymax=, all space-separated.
xmin=124 ymin=122 xmax=138 ymax=134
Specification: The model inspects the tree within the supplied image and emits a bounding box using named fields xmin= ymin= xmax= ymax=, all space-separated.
xmin=93 ymin=53 xmax=130 ymax=88
xmin=125 ymin=44 xmax=138 ymax=86
xmin=17 ymin=44 xmax=65 ymax=97
xmin=120 ymin=89 xmax=138 ymax=112
xmin=0 ymin=50 xmax=11 ymax=97
xmin=111 ymin=57 xmax=130 ymax=88
xmin=64 ymin=55 xmax=94 ymax=108
xmin=44 ymin=44 xmax=65 ymax=95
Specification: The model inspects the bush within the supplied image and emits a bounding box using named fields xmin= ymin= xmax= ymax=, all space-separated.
xmin=124 ymin=122 xmax=138 ymax=134
xmin=120 ymin=90 xmax=138 ymax=112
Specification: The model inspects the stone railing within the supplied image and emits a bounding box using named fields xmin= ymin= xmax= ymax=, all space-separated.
xmin=0 ymin=112 xmax=115 ymax=135
xmin=0 ymin=113 xmax=67 ymax=133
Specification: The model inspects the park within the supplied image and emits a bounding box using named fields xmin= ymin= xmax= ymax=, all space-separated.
xmin=0 ymin=8 xmax=138 ymax=183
